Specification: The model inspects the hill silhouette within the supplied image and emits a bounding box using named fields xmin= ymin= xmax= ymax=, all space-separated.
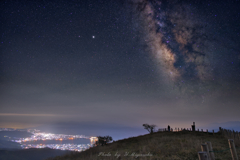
xmin=46 ymin=130 xmax=240 ymax=160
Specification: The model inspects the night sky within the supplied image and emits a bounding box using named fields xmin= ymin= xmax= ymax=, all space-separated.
xmin=1 ymin=0 xmax=240 ymax=137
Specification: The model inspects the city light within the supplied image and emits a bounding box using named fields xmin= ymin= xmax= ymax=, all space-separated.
xmin=1 ymin=128 xmax=96 ymax=152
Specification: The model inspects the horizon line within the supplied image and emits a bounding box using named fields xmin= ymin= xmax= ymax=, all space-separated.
xmin=0 ymin=113 xmax=61 ymax=117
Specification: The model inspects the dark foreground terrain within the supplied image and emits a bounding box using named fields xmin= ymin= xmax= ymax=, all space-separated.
xmin=0 ymin=148 xmax=74 ymax=160
xmin=46 ymin=130 xmax=240 ymax=160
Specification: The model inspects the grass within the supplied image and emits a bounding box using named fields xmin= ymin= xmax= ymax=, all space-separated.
xmin=46 ymin=131 xmax=240 ymax=160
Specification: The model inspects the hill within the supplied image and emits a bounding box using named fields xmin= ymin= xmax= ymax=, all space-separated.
xmin=0 ymin=148 xmax=74 ymax=160
xmin=0 ymin=131 xmax=33 ymax=149
xmin=0 ymin=140 xmax=22 ymax=149
xmin=46 ymin=130 xmax=240 ymax=160
xmin=0 ymin=131 xmax=32 ymax=140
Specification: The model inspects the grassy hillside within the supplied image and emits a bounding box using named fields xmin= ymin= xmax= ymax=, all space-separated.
xmin=46 ymin=131 xmax=240 ymax=160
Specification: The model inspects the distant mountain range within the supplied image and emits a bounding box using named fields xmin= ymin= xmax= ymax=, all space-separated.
xmin=0 ymin=131 xmax=33 ymax=149
xmin=199 ymin=121 xmax=240 ymax=132
xmin=0 ymin=131 xmax=32 ymax=140
xmin=0 ymin=140 xmax=21 ymax=149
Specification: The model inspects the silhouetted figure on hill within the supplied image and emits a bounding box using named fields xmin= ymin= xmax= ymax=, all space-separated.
xmin=168 ymin=125 xmax=170 ymax=131
xmin=192 ymin=122 xmax=195 ymax=131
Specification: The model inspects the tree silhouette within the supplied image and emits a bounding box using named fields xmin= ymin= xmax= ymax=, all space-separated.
xmin=143 ymin=124 xmax=156 ymax=134
xmin=95 ymin=135 xmax=113 ymax=146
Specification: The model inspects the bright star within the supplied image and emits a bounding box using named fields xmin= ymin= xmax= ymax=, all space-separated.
xmin=92 ymin=36 xmax=95 ymax=39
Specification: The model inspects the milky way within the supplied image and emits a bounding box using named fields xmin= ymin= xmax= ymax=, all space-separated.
xmin=130 ymin=0 xmax=240 ymax=96
xmin=1 ymin=0 xmax=240 ymax=132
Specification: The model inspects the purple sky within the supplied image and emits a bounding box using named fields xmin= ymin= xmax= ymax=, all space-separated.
xmin=1 ymin=0 xmax=240 ymax=139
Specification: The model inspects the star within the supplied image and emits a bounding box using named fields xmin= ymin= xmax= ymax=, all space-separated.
xmin=92 ymin=36 xmax=95 ymax=39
